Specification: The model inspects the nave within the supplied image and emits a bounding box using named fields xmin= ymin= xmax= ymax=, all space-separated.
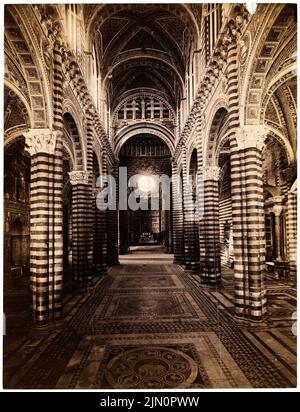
xmin=4 ymin=247 xmax=296 ymax=389
xmin=3 ymin=3 xmax=297 ymax=390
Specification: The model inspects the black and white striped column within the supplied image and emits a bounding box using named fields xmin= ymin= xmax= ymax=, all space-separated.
xmin=231 ymin=126 xmax=267 ymax=321
xmin=286 ymin=188 xmax=297 ymax=280
xmin=224 ymin=33 xmax=267 ymax=319
xmin=199 ymin=166 xmax=221 ymax=285
xmin=182 ymin=148 xmax=200 ymax=272
xmin=94 ymin=150 xmax=108 ymax=273
xmin=51 ymin=40 xmax=64 ymax=321
xmin=107 ymin=162 xmax=119 ymax=265
xmin=69 ymin=171 xmax=93 ymax=291
xmin=172 ymin=161 xmax=184 ymax=264
xmin=25 ymin=129 xmax=63 ymax=326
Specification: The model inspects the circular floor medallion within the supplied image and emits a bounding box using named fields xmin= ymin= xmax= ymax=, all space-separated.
xmin=106 ymin=346 xmax=198 ymax=389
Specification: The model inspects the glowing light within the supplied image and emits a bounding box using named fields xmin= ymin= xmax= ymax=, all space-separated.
xmin=137 ymin=175 xmax=155 ymax=193
xmin=246 ymin=2 xmax=257 ymax=15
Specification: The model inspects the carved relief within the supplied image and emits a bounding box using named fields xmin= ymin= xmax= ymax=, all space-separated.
xmin=236 ymin=125 xmax=269 ymax=151
xmin=201 ymin=166 xmax=221 ymax=181
xmin=24 ymin=128 xmax=56 ymax=155
xmin=68 ymin=170 xmax=90 ymax=185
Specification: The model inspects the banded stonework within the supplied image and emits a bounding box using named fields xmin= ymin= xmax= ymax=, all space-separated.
xmin=3 ymin=3 xmax=297 ymax=389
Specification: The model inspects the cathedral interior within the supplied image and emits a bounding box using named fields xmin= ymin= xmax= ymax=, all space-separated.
xmin=3 ymin=3 xmax=297 ymax=389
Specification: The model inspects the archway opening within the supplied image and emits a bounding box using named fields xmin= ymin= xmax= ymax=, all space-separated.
xmin=118 ymin=134 xmax=172 ymax=254
xmin=262 ymin=135 xmax=295 ymax=280
xmin=218 ymin=140 xmax=234 ymax=281
xmin=4 ymin=137 xmax=31 ymax=339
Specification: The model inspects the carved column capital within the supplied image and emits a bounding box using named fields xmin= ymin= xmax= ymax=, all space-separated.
xmin=273 ymin=196 xmax=283 ymax=216
xmin=68 ymin=171 xmax=90 ymax=185
xmin=202 ymin=166 xmax=221 ymax=181
xmin=24 ymin=128 xmax=56 ymax=156
xmin=236 ymin=125 xmax=269 ymax=151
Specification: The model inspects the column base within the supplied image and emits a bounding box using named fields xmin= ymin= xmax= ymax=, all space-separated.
xmin=200 ymin=273 xmax=222 ymax=287
xmin=289 ymin=263 xmax=296 ymax=283
xmin=184 ymin=262 xmax=200 ymax=273
xmin=29 ymin=318 xmax=65 ymax=338
xmin=173 ymin=256 xmax=185 ymax=265
xmin=29 ymin=323 xmax=50 ymax=338
xmin=94 ymin=264 xmax=108 ymax=276
xmin=235 ymin=308 xmax=266 ymax=323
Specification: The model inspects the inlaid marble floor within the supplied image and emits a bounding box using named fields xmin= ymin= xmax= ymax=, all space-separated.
xmin=3 ymin=247 xmax=297 ymax=389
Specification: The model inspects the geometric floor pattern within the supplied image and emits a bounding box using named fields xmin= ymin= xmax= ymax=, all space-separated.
xmin=3 ymin=247 xmax=297 ymax=389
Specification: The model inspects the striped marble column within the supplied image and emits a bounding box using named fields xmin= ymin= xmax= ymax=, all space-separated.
xmin=164 ymin=209 xmax=171 ymax=252
xmin=231 ymin=126 xmax=267 ymax=321
xmin=195 ymin=115 xmax=205 ymax=278
xmin=182 ymin=149 xmax=200 ymax=272
xmin=107 ymin=163 xmax=119 ymax=265
xmin=94 ymin=195 xmax=108 ymax=274
xmin=50 ymin=41 xmax=64 ymax=322
xmin=223 ymin=35 xmax=267 ymax=320
xmin=69 ymin=171 xmax=93 ymax=291
xmin=25 ymin=129 xmax=63 ymax=326
xmin=199 ymin=166 xmax=221 ymax=285
xmin=85 ymin=113 xmax=95 ymax=277
xmin=286 ymin=189 xmax=297 ymax=281
xmin=119 ymin=208 xmax=129 ymax=254
xmin=172 ymin=162 xmax=184 ymax=264
xmin=94 ymin=151 xmax=108 ymax=273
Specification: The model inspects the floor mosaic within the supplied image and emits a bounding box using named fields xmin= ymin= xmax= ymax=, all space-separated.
xmin=3 ymin=247 xmax=297 ymax=389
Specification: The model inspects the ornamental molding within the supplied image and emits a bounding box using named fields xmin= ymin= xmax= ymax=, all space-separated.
xmin=24 ymin=128 xmax=56 ymax=155
xmin=68 ymin=171 xmax=90 ymax=186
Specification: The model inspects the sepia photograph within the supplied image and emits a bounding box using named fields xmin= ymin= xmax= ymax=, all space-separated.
xmin=2 ymin=2 xmax=297 ymax=392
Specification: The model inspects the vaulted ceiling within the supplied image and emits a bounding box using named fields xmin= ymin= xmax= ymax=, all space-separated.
xmin=86 ymin=4 xmax=200 ymax=109
xmin=265 ymin=77 xmax=297 ymax=155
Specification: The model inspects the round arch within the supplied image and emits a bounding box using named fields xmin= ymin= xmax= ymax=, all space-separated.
xmin=203 ymin=106 xmax=229 ymax=168
xmin=103 ymin=55 xmax=185 ymax=95
xmin=63 ymin=111 xmax=86 ymax=171
xmin=186 ymin=144 xmax=198 ymax=176
xmin=5 ymin=6 xmax=52 ymax=128
xmin=4 ymin=82 xmax=32 ymax=150
xmin=238 ymin=4 xmax=296 ymax=126
xmin=93 ymin=140 xmax=104 ymax=178
xmin=112 ymin=90 xmax=176 ymax=124
xmin=260 ymin=66 xmax=296 ymax=124
xmin=115 ymin=123 xmax=175 ymax=157
xmin=264 ymin=127 xmax=295 ymax=166
xmin=62 ymin=142 xmax=75 ymax=172
xmin=4 ymin=80 xmax=33 ymax=129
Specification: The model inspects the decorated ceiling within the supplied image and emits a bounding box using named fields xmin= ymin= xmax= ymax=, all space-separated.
xmin=85 ymin=4 xmax=201 ymax=108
